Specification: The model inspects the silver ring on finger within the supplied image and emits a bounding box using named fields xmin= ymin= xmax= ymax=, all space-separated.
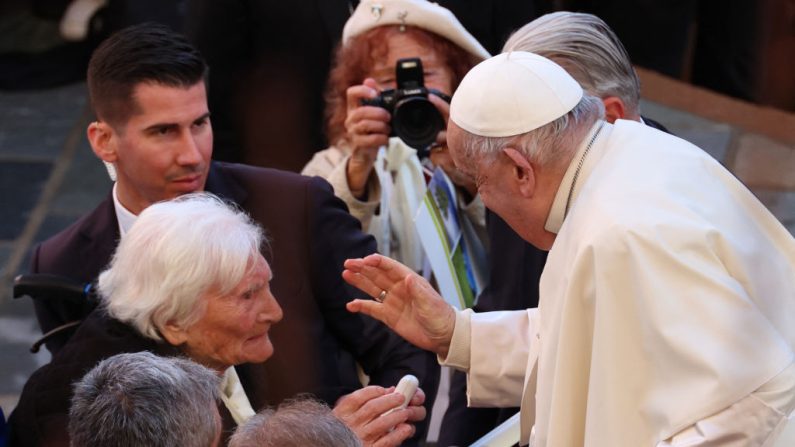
xmin=375 ymin=289 xmax=388 ymax=303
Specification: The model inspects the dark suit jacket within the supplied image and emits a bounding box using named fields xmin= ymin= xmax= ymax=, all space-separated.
xmin=8 ymin=310 xmax=247 ymax=446
xmin=24 ymin=162 xmax=438 ymax=443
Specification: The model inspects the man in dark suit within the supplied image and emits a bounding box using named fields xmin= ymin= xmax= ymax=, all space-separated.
xmin=24 ymin=22 xmax=437 ymax=444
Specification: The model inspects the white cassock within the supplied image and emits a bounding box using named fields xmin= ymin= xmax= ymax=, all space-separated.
xmin=442 ymin=120 xmax=795 ymax=446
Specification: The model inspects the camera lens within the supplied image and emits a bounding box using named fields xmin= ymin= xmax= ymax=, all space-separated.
xmin=392 ymin=97 xmax=444 ymax=151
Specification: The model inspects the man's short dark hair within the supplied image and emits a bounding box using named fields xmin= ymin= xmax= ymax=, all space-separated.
xmin=68 ymin=352 xmax=220 ymax=447
xmin=87 ymin=22 xmax=208 ymax=126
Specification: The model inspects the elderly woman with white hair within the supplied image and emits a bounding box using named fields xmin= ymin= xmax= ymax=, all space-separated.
xmin=8 ymin=194 xmax=426 ymax=447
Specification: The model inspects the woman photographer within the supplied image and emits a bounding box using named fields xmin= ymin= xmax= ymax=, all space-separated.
xmin=303 ymin=0 xmax=489 ymax=278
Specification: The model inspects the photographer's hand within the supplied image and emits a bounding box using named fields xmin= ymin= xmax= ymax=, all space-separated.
xmin=427 ymin=94 xmax=478 ymax=198
xmin=345 ymin=78 xmax=391 ymax=199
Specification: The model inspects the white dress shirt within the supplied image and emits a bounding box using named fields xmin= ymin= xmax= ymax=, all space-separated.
xmin=111 ymin=182 xmax=137 ymax=237
xmin=220 ymin=367 xmax=256 ymax=425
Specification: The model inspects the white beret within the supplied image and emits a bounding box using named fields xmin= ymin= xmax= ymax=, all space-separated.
xmin=450 ymin=52 xmax=583 ymax=137
xmin=342 ymin=0 xmax=490 ymax=60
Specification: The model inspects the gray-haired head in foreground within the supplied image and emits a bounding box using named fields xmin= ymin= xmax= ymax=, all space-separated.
xmin=503 ymin=11 xmax=641 ymax=118
xmin=69 ymin=352 xmax=221 ymax=447
xmin=229 ymin=398 xmax=362 ymax=447
xmin=98 ymin=192 xmax=265 ymax=341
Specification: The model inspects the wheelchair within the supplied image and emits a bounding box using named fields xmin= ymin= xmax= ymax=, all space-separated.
xmin=12 ymin=274 xmax=95 ymax=353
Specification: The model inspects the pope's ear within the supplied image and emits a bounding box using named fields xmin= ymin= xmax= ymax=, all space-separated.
xmin=159 ymin=321 xmax=188 ymax=346
xmin=602 ymin=96 xmax=627 ymax=124
xmin=87 ymin=121 xmax=118 ymax=163
xmin=502 ymin=147 xmax=536 ymax=197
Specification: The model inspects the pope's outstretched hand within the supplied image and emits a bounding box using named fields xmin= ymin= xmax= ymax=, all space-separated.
xmin=343 ymin=254 xmax=456 ymax=357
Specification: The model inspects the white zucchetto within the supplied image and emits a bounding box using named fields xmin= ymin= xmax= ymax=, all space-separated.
xmin=450 ymin=51 xmax=583 ymax=137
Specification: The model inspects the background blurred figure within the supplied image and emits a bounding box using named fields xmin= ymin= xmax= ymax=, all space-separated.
xmin=69 ymin=352 xmax=222 ymax=447
xmin=563 ymin=0 xmax=795 ymax=111
xmin=0 ymin=0 xmax=186 ymax=90
xmin=230 ymin=398 xmax=362 ymax=447
xmin=571 ymin=0 xmax=760 ymax=102
xmin=184 ymin=0 xmax=538 ymax=171
xmin=184 ymin=0 xmax=348 ymax=170
xmin=504 ymin=11 xmax=643 ymax=123
xmin=0 ymin=407 xmax=6 ymax=447
xmin=59 ymin=0 xmax=106 ymax=41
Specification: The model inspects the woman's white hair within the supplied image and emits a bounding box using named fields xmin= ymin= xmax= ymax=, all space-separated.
xmin=503 ymin=11 xmax=641 ymax=117
xmin=98 ymin=193 xmax=265 ymax=341
xmin=457 ymin=93 xmax=605 ymax=169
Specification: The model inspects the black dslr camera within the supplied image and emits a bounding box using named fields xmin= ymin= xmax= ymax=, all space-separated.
xmin=361 ymin=57 xmax=451 ymax=156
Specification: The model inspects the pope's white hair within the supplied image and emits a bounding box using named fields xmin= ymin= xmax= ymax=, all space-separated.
xmin=98 ymin=193 xmax=265 ymax=341
xmin=457 ymin=93 xmax=604 ymax=169
xmin=503 ymin=11 xmax=641 ymax=118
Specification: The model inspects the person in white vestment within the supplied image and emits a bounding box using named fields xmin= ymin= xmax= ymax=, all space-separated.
xmin=341 ymin=51 xmax=795 ymax=446
xmin=439 ymin=12 xmax=675 ymax=444
xmin=503 ymin=11 xmax=660 ymax=128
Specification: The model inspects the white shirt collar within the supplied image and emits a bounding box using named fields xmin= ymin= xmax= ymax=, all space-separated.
xmin=112 ymin=183 xmax=138 ymax=237
xmin=545 ymin=121 xmax=612 ymax=234
xmin=220 ymin=367 xmax=256 ymax=425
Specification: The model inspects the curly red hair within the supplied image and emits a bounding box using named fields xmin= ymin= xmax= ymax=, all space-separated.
xmin=325 ymin=25 xmax=482 ymax=146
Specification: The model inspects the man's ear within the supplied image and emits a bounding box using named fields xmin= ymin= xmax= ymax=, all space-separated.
xmin=87 ymin=121 xmax=118 ymax=162
xmin=159 ymin=321 xmax=189 ymax=347
xmin=602 ymin=96 xmax=626 ymax=124
xmin=502 ymin=147 xmax=536 ymax=198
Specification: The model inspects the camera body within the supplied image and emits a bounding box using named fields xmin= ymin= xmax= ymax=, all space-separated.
xmin=361 ymin=57 xmax=451 ymax=156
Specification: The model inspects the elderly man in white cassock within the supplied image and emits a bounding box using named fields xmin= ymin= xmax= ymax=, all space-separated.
xmin=342 ymin=51 xmax=795 ymax=447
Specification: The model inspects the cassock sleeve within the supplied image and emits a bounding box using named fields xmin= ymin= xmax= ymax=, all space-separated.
xmin=442 ymin=308 xmax=540 ymax=409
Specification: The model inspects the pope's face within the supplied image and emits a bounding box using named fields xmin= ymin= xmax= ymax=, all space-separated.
xmin=94 ymin=81 xmax=213 ymax=214
xmin=448 ymin=122 xmax=557 ymax=250
xmin=447 ymin=122 xmax=505 ymax=210
xmin=368 ymin=32 xmax=455 ymax=96
xmin=178 ymin=255 xmax=283 ymax=372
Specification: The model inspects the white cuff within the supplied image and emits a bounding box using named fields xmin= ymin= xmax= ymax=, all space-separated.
xmin=439 ymin=309 xmax=473 ymax=371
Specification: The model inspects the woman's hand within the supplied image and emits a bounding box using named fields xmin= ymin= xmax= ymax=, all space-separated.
xmin=427 ymin=93 xmax=478 ymax=197
xmin=345 ymin=78 xmax=391 ymax=199
xmin=333 ymin=385 xmax=427 ymax=447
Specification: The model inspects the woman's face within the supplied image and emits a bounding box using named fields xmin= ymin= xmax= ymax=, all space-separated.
xmin=369 ymin=32 xmax=455 ymax=95
xmin=169 ymin=255 xmax=283 ymax=373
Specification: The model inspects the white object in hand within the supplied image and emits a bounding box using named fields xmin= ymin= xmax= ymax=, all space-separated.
xmin=382 ymin=374 xmax=419 ymax=417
